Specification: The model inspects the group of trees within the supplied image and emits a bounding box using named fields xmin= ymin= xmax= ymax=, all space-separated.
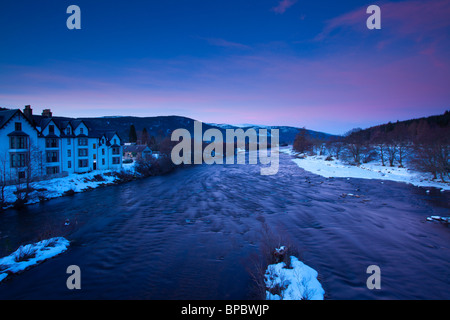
xmin=133 ymin=137 xmax=178 ymax=177
xmin=293 ymin=111 xmax=450 ymax=182
xmin=128 ymin=124 xmax=160 ymax=151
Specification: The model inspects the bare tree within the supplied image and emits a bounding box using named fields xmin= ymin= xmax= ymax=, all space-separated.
xmin=293 ymin=128 xmax=314 ymax=154
xmin=0 ymin=153 xmax=7 ymax=208
xmin=392 ymin=124 xmax=410 ymax=168
xmin=412 ymin=125 xmax=449 ymax=182
xmin=326 ymin=137 xmax=344 ymax=160
xmin=385 ymin=140 xmax=397 ymax=167
xmin=343 ymin=128 xmax=365 ymax=165
xmin=371 ymin=130 xmax=387 ymax=166
xmin=31 ymin=144 xmax=45 ymax=177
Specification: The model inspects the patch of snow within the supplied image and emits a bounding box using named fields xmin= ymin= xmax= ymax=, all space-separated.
xmin=2 ymin=169 xmax=134 ymax=207
xmin=283 ymin=148 xmax=450 ymax=191
xmin=426 ymin=216 xmax=449 ymax=223
xmin=0 ymin=237 xmax=70 ymax=283
xmin=122 ymin=161 xmax=136 ymax=172
xmin=207 ymin=123 xmax=238 ymax=129
xmin=265 ymin=255 xmax=325 ymax=300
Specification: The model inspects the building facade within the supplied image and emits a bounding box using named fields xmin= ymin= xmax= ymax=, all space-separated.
xmin=0 ymin=106 xmax=123 ymax=183
xmin=123 ymin=144 xmax=153 ymax=161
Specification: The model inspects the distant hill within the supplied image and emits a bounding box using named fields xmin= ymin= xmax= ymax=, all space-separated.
xmin=347 ymin=110 xmax=449 ymax=140
xmin=208 ymin=123 xmax=335 ymax=144
xmin=77 ymin=116 xmax=335 ymax=144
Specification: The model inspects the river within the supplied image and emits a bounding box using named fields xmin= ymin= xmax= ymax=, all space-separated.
xmin=0 ymin=152 xmax=449 ymax=299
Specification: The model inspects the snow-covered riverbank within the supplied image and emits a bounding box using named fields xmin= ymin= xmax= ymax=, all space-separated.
xmin=280 ymin=148 xmax=450 ymax=191
xmin=1 ymin=162 xmax=137 ymax=209
xmin=0 ymin=237 xmax=70 ymax=283
xmin=264 ymin=247 xmax=325 ymax=300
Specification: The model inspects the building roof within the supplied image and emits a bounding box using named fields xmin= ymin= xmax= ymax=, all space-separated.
xmin=123 ymin=145 xmax=151 ymax=153
xmin=0 ymin=109 xmax=19 ymax=129
xmin=7 ymin=130 xmax=30 ymax=137
xmin=1 ymin=108 xmax=122 ymax=145
xmin=0 ymin=109 xmax=38 ymax=132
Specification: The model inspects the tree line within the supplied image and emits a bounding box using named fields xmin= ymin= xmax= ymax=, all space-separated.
xmin=128 ymin=124 xmax=161 ymax=151
xmin=293 ymin=111 xmax=450 ymax=182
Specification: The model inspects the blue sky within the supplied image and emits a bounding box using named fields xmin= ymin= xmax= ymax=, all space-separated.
xmin=1 ymin=0 xmax=449 ymax=134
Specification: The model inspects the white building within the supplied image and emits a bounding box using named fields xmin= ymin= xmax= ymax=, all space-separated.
xmin=0 ymin=106 xmax=122 ymax=183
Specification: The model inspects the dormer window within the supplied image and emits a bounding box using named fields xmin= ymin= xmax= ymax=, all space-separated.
xmin=80 ymin=128 xmax=84 ymax=134
xmin=66 ymin=127 xmax=71 ymax=135
xmin=15 ymin=122 xmax=22 ymax=131
xmin=49 ymin=125 xmax=55 ymax=134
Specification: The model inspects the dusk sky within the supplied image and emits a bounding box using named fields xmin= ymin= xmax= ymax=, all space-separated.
xmin=1 ymin=0 xmax=449 ymax=134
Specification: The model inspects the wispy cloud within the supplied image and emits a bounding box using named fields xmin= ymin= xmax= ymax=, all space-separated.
xmin=202 ymin=37 xmax=251 ymax=50
xmin=271 ymin=0 xmax=297 ymax=14
xmin=316 ymin=0 xmax=450 ymax=41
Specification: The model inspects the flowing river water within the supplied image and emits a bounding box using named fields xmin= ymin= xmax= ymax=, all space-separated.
xmin=0 ymin=152 xmax=449 ymax=299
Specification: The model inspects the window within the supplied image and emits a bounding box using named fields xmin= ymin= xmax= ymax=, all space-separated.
xmin=112 ymin=157 xmax=120 ymax=164
xmin=113 ymin=139 xmax=117 ymax=144
xmin=80 ymin=128 xmax=84 ymax=134
xmin=18 ymin=171 xmax=26 ymax=179
xmin=46 ymin=151 xmax=59 ymax=163
xmin=67 ymin=138 xmax=71 ymax=145
xmin=102 ymin=158 xmax=105 ymax=165
xmin=10 ymin=136 xmax=27 ymax=149
xmin=102 ymin=149 xmax=105 ymax=155
xmin=68 ymin=161 xmax=72 ymax=169
xmin=46 ymin=166 xmax=60 ymax=175
xmin=49 ymin=125 xmax=55 ymax=134
xmin=78 ymin=159 xmax=88 ymax=168
xmin=10 ymin=153 xmax=26 ymax=168
xmin=46 ymin=138 xmax=58 ymax=148
xmin=112 ymin=147 xmax=120 ymax=155
xmin=78 ymin=149 xmax=88 ymax=157
xmin=15 ymin=122 xmax=22 ymax=131
xmin=66 ymin=127 xmax=71 ymax=135
xmin=93 ymin=143 xmax=96 ymax=149
xmin=67 ymin=149 xmax=71 ymax=157
xmin=78 ymin=138 xmax=88 ymax=146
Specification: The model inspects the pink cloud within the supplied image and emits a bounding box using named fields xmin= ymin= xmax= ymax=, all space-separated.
xmin=271 ymin=0 xmax=297 ymax=14
xmin=1 ymin=39 xmax=449 ymax=134
xmin=316 ymin=0 xmax=450 ymax=41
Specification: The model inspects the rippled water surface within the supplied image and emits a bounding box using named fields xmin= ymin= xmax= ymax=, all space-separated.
xmin=0 ymin=153 xmax=449 ymax=299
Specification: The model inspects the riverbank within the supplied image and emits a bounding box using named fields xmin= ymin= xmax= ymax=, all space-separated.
xmin=280 ymin=147 xmax=450 ymax=191
xmin=0 ymin=237 xmax=70 ymax=283
xmin=0 ymin=162 xmax=139 ymax=210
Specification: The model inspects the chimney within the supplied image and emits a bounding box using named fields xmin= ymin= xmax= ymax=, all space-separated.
xmin=23 ymin=105 xmax=33 ymax=120
xmin=42 ymin=109 xmax=52 ymax=118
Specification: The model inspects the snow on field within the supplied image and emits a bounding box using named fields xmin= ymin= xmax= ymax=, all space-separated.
xmin=280 ymin=148 xmax=450 ymax=191
xmin=265 ymin=247 xmax=325 ymax=300
xmin=0 ymin=237 xmax=70 ymax=283
xmin=2 ymin=166 xmax=138 ymax=207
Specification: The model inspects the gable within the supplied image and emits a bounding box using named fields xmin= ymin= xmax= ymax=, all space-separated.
xmin=0 ymin=110 xmax=39 ymax=136
xmin=74 ymin=122 xmax=88 ymax=135
xmin=41 ymin=119 xmax=61 ymax=136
